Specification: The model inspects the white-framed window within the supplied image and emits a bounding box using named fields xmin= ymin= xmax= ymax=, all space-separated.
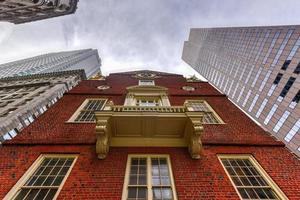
xmin=185 ymin=100 xmax=224 ymax=124
xmin=4 ymin=154 xmax=77 ymax=200
xmin=122 ymin=155 xmax=177 ymax=200
xmin=139 ymin=80 xmax=155 ymax=86
xmin=218 ymin=155 xmax=287 ymax=200
xmin=68 ymin=98 xmax=107 ymax=122
xmin=136 ymin=97 xmax=161 ymax=107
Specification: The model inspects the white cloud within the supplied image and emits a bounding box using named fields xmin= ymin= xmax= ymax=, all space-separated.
xmin=0 ymin=0 xmax=299 ymax=80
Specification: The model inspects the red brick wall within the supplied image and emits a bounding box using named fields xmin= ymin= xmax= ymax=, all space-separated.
xmin=0 ymin=145 xmax=299 ymax=200
xmin=1 ymin=70 xmax=300 ymax=199
xmin=6 ymin=72 xmax=281 ymax=146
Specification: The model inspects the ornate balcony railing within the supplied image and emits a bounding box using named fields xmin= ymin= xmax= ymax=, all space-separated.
xmin=111 ymin=105 xmax=186 ymax=113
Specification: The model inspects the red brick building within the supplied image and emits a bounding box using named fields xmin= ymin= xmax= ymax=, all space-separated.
xmin=0 ymin=70 xmax=300 ymax=200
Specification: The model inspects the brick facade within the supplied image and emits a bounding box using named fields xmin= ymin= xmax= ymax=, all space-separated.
xmin=0 ymin=70 xmax=299 ymax=199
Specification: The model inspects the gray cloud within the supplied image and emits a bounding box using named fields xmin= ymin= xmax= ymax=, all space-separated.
xmin=0 ymin=0 xmax=300 ymax=79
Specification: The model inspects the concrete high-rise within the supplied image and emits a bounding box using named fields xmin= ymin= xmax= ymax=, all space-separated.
xmin=182 ymin=25 xmax=300 ymax=157
xmin=0 ymin=69 xmax=86 ymax=143
xmin=0 ymin=0 xmax=78 ymax=24
xmin=0 ymin=49 xmax=101 ymax=78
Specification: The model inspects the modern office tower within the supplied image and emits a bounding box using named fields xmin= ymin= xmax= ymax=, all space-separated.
xmin=0 ymin=49 xmax=101 ymax=79
xmin=183 ymin=25 xmax=300 ymax=157
xmin=0 ymin=70 xmax=299 ymax=199
xmin=0 ymin=69 xmax=86 ymax=143
xmin=0 ymin=0 xmax=79 ymax=24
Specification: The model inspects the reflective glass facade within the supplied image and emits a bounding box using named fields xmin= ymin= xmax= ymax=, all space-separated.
xmin=183 ymin=25 xmax=300 ymax=156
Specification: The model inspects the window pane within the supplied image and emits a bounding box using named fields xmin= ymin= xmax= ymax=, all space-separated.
xmin=44 ymin=189 xmax=58 ymax=200
xmin=34 ymin=189 xmax=51 ymax=200
xmin=187 ymin=101 xmax=221 ymax=124
xmin=128 ymin=187 xmax=137 ymax=198
xmin=220 ymin=157 xmax=281 ymax=200
xmin=74 ymin=99 xmax=106 ymax=122
xmin=13 ymin=189 xmax=30 ymax=200
xmin=126 ymin=156 xmax=175 ymax=200
xmin=13 ymin=157 xmax=75 ymax=200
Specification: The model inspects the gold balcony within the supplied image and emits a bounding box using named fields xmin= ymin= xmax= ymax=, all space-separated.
xmin=95 ymin=104 xmax=204 ymax=160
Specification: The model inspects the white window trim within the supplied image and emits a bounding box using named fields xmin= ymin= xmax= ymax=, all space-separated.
xmin=139 ymin=80 xmax=155 ymax=86
xmin=122 ymin=154 xmax=177 ymax=200
xmin=185 ymin=100 xmax=225 ymax=124
xmin=67 ymin=98 xmax=107 ymax=123
xmin=218 ymin=154 xmax=288 ymax=200
xmin=125 ymin=93 xmax=170 ymax=107
xmin=136 ymin=98 xmax=162 ymax=107
xmin=4 ymin=154 xmax=78 ymax=200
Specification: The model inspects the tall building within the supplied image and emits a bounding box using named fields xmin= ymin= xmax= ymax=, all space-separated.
xmin=0 ymin=69 xmax=86 ymax=142
xmin=182 ymin=25 xmax=300 ymax=157
xmin=0 ymin=0 xmax=78 ymax=24
xmin=0 ymin=49 xmax=101 ymax=79
xmin=0 ymin=70 xmax=299 ymax=199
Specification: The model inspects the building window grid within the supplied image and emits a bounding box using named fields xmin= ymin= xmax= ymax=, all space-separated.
xmin=217 ymin=72 xmax=222 ymax=86
xmin=294 ymin=62 xmax=300 ymax=74
xmin=270 ymin=30 xmax=293 ymax=67
xmin=224 ymin=78 xmax=230 ymax=93
xmin=227 ymin=80 xmax=234 ymax=94
xmin=123 ymin=155 xmax=177 ymax=200
xmin=267 ymin=73 xmax=283 ymax=97
xmin=262 ymin=31 xmax=280 ymax=65
xmin=249 ymin=94 xmax=259 ymax=112
xmin=251 ymin=67 xmax=262 ymax=87
xmin=187 ymin=101 xmax=222 ymax=124
xmin=239 ymin=64 xmax=247 ymax=81
xmin=232 ymin=83 xmax=240 ymax=99
xmin=74 ymin=99 xmax=106 ymax=122
xmin=237 ymin=86 xmax=245 ymax=103
xmin=259 ymin=70 xmax=271 ymax=92
xmin=247 ymin=31 xmax=262 ymax=60
xmin=234 ymin=62 xmax=240 ymax=78
xmin=273 ymin=111 xmax=290 ymax=133
xmin=219 ymin=155 xmax=285 ymax=200
xmin=287 ymin=35 xmax=300 ymax=60
xmin=289 ymin=90 xmax=300 ymax=109
xmin=284 ymin=119 xmax=300 ymax=142
xmin=7 ymin=155 xmax=77 ymax=200
xmin=277 ymin=77 xmax=296 ymax=102
xmin=220 ymin=76 xmax=225 ymax=90
xmin=264 ymin=104 xmax=278 ymax=125
xmin=242 ymin=90 xmax=252 ymax=107
xmin=245 ymin=65 xmax=254 ymax=84
xmin=255 ymin=99 xmax=268 ymax=118
xmin=254 ymin=30 xmax=271 ymax=62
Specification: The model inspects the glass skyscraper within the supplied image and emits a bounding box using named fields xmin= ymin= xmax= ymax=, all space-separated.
xmin=0 ymin=48 xmax=101 ymax=78
xmin=183 ymin=25 xmax=300 ymax=157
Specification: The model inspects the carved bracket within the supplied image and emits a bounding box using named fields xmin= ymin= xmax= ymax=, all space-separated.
xmin=95 ymin=116 xmax=111 ymax=159
xmin=188 ymin=117 xmax=204 ymax=159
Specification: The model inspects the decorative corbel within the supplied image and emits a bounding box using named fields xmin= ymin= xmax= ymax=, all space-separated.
xmin=188 ymin=117 xmax=204 ymax=159
xmin=95 ymin=117 xmax=111 ymax=159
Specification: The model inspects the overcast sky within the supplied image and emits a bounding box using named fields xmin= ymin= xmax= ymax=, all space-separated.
xmin=0 ymin=0 xmax=300 ymax=78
